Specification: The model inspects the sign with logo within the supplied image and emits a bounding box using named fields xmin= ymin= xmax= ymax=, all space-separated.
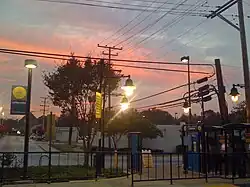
xmin=10 ymin=85 xmax=27 ymax=115
xmin=95 ymin=92 xmax=102 ymax=119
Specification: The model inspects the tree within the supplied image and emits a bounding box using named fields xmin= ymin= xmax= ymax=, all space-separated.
xmin=106 ymin=109 xmax=163 ymax=150
xmin=229 ymin=101 xmax=246 ymax=123
xmin=141 ymin=109 xmax=176 ymax=125
xmin=43 ymin=55 xmax=121 ymax=151
xmin=203 ymin=110 xmax=221 ymax=126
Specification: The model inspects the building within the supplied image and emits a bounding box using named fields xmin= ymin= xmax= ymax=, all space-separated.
xmin=55 ymin=127 xmax=78 ymax=143
xmin=142 ymin=125 xmax=181 ymax=152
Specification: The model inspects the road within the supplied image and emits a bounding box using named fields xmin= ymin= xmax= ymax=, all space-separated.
xmin=0 ymin=136 xmax=182 ymax=169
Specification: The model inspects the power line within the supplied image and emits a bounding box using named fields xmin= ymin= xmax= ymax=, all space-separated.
xmin=131 ymin=82 xmax=197 ymax=104
xmin=143 ymin=19 xmax=208 ymax=59
xmin=35 ymin=0 xmax=211 ymax=14
xmin=136 ymin=97 xmax=186 ymax=109
xmin=122 ymin=0 xmax=206 ymax=54
xmin=105 ymin=0 xmax=168 ymax=46
xmin=114 ymin=64 xmax=210 ymax=74
xmin=98 ymin=0 xmax=158 ymax=45
xmin=113 ymin=0 xmax=189 ymax=47
xmin=121 ymin=0 xmax=218 ymax=8
xmin=136 ymin=92 xmax=217 ymax=110
xmin=0 ymin=48 xmax=215 ymax=67
xmin=74 ymin=0 xmax=210 ymax=13
xmin=154 ymin=22 xmax=210 ymax=60
xmin=0 ymin=49 xmax=212 ymax=75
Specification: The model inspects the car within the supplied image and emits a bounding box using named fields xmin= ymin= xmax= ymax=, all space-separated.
xmin=30 ymin=134 xmax=36 ymax=139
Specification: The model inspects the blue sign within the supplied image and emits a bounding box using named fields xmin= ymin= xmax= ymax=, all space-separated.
xmin=10 ymin=85 xmax=27 ymax=115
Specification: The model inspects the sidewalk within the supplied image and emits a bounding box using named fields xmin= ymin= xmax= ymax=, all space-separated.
xmin=3 ymin=177 xmax=249 ymax=187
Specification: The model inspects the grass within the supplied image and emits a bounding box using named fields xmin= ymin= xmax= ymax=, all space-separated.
xmin=2 ymin=165 xmax=126 ymax=182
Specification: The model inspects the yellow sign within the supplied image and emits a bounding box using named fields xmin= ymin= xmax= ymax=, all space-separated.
xmin=10 ymin=85 xmax=27 ymax=115
xmin=142 ymin=150 xmax=153 ymax=168
xmin=95 ymin=92 xmax=102 ymax=119
xmin=46 ymin=114 xmax=56 ymax=140
xmin=12 ymin=86 xmax=27 ymax=100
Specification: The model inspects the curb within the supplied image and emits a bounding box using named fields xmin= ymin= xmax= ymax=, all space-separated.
xmin=38 ymin=145 xmax=47 ymax=152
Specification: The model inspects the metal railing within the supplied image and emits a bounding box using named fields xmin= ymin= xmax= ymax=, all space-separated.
xmin=0 ymin=151 xmax=130 ymax=184
xmin=1 ymin=151 xmax=250 ymax=185
xmin=131 ymin=151 xmax=250 ymax=186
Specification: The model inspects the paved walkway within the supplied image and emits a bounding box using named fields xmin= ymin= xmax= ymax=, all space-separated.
xmin=3 ymin=177 xmax=250 ymax=187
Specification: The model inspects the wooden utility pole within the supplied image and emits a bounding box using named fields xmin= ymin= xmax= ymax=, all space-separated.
xmin=207 ymin=0 xmax=250 ymax=122
xmin=215 ymin=59 xmax=229 ymax=124
xmin=97 ymin=44 xmax=122 ymax=148
xmin=40 ymin=97 xmax=49 ymax=130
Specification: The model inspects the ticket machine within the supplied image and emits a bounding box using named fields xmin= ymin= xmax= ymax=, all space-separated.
xmin=181 ymin=123 xmax=222 ymax=173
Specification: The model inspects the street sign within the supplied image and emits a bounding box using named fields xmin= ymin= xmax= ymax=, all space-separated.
xmin=10 ymin=85 xmax=27 ymax=115
xmin=95 ymin=92 xmax=102 ymax=119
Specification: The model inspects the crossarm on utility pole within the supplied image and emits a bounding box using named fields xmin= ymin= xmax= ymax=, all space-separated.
xmin=217 ymin=14 xmax=240 ymax=31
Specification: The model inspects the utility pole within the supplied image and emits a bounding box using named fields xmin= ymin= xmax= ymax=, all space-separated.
xmin=40 ymin=97 xmax=49 ymax=130
xmin=215 ymin=59 xmax=229 ymax=125
xmin=207 ymin=0 xmax=250 ymax=122
xmin=97 ymin=44 xmax=122 ymax=148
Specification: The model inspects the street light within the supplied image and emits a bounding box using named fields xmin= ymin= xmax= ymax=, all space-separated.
xmin=183 ymin=100 xmax=190 ymax=114
xmin=181 ymin=56 xmax=191 ymax=123
xmin=120 ymin=96 xmax=129 ymax=111
xmin=181 ymin=56 xmax=190 ymax=63
xmin=230 ymin=85 xmax=240 ymax=102
xmin=23 ymin=59 xmax=37 ymax=179
xmin=121 ymin=76 xmax=136 ymax=97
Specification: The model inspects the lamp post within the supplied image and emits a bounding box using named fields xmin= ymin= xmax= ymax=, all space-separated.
xmin=23 ymin=59 xmax=37 ymax=178
xmin=183 ymin=100 xmax=190 ymax=114
xmin=230 ymin=84 xmax=244 ymax=103
xmin=120 ymin=95 xmax=129 ymax=111
xmin=121 ymin=76 xmax=136 ymax=97
xmin=181 ymin=56 xmax=191 ymax=124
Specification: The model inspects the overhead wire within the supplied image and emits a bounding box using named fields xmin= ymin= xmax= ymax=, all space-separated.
xmin=97 ymin=0 xmax=218 ymax=8
xmin=35 ymin=0 xmax=211 ymax=14
xmin=98 ymin=0 xmax=158 ymax=45
xmin=130 ymin=82 xmax=198 ymax=103
xmin=113 ymin=64 xmax=209 ymax=74
xmin=0 ymin=49 xmax=211 ymax=75
xmin=121 ymin=0 xmax=207 ymax=54
xmin=0 ymin=48 xmax=217 ymax=111
xmin=136 ymin=92 xmax=217 ymax=110
xmin=112 ymin=0 xmax=189 ymax=47
xmin=0 ymin=48 xmax=215 ymax=68
xmin=105 ymin=0 xmax=164 ymax=46
xmin=143 ymin=19 xmax=209 ymax=59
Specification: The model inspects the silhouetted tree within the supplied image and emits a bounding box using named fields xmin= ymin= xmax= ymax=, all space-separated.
xmin=106 ymin=109 xmax=163 ymax=150
xmin=141 ymin=109 xmax=175 ymax=125
xmin=43 ymin=55 xmax=121 ymax=151
xmin=229 ymin=101 xmax=246 ymax=123
xmin=203 ymin=110 xmax=221 ymax=126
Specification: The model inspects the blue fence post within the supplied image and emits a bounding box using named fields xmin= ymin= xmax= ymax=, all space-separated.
xmin=128 ymin=132 xmax=141 ymax=172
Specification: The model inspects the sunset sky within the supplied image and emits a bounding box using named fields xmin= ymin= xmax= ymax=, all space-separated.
xmin=0 ymin=0 xmax=250 ymax=118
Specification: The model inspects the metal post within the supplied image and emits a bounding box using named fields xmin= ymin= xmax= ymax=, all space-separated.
xmin=48 ymin=112 xmax=52 ymax=181
xmin=188 ymin=59 xmax=191 ymax=124
xmin=238 ymin=0 xmax=250 ymax=123
xmin=23 ymin=68 xmax=32 ymax=178
xmin=201 ymin=97 xmax=205 ymax=122
xmin=101 ymin=84 xmax=106 ymax=168
xmin=215 ymin=59 xmax=229 ymax=124
xmin=108 ymin=48 xmax=111 ymax=149
xmin=97 ymin=59 xmax=104 ymax=174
